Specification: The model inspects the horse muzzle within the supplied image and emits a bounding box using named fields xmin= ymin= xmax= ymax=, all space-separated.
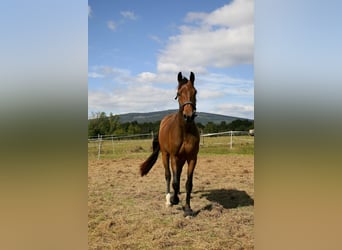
xmin=183 ymin=112 xmax=197 ymax=123
xmin=181 ymin=101 xmax=197 ymax=123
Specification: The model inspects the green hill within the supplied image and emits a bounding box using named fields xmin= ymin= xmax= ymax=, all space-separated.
xmin=117 ymin=110 xmax=251 ymax=124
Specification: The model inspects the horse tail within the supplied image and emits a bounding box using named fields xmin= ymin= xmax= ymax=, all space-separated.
xmin=140 ymin=137 xmax=160 ymax=176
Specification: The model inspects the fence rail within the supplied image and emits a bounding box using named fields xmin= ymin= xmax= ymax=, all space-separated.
xmin=88 ymin=131 xmax=253 ymax=159
xmin=88 ymin=132 xmax=154 ymax=142
xmin=201 ymin=130 xmax=249 ymax=137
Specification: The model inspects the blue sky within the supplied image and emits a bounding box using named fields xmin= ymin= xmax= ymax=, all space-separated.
xmin=88 ymin=0 xmax=254 ymax=119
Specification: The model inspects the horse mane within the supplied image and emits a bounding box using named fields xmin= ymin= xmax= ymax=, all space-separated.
xmin=178 ymin=77 xmax=188 ymax=88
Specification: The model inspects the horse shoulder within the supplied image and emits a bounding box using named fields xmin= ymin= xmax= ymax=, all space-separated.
xmin=159 ymin=113 xmax=182 ymax=153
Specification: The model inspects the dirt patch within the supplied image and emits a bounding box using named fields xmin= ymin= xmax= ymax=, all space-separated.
xmin=130 ymin=146 xmax=145 ymax=153
xmin=88 ymin=155 xmax=254 ymax=249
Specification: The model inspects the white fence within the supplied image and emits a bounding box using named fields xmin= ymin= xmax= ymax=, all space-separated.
xmin=88 ymin=132 xmax=154 ymax=160
xmin=201 ymin=130 xmax=250 ymax=149
xmin=88 ymin=132 xmax=154 ymax=142
xmin=88 ymin=131 xmax=253 ymax=159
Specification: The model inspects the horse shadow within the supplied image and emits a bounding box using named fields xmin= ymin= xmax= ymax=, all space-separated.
xmin=195 ymin=188 xmax=254 ymax=213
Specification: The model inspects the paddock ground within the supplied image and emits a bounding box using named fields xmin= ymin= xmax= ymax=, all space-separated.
xmin=88 ymin=153 xmax=254 ymax=249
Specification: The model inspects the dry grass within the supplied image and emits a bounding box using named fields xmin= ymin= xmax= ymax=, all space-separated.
xmin=88 ymin=153 xmax=254 ymax=249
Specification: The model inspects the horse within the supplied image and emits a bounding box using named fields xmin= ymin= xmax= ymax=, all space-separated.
xmin=139 ymin=72 xmax=200 ymax=217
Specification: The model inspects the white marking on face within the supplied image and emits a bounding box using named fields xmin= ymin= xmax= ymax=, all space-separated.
xmin=165 ymin=193 xmax=172 ymax=207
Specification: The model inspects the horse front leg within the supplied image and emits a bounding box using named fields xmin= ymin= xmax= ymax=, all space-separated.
xmin=184 ymin=158 xmax=197 ymax=216
xmin=170 ymin=156 xmax=184 ymax=205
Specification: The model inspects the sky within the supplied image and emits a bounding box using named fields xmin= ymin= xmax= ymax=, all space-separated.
xmin=88 ymin=0 xmax=254 ymax=119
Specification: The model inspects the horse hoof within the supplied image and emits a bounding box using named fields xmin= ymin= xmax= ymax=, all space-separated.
xmin=184 ymin=208 xmax=194 ymax=217
xmin=171 ymin=195 xmax=179 ymax=205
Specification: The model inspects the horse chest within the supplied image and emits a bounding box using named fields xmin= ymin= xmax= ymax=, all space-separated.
xmin=179 ymin=142 xmax=192 ymax=155
xmin=177 ymin=135 xmax=199 ymax=156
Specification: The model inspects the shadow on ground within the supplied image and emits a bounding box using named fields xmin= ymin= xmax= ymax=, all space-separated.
xmin=198 ymin=188 xmax=254 ymax=209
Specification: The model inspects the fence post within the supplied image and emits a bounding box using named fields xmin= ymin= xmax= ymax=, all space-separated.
xmin=97 ymin=134 xmax=102 ymax=160
xmin=111 ymin=135 xmax=114 ymax=155
xmin=230 ymin=131 xmax=233 ymax=149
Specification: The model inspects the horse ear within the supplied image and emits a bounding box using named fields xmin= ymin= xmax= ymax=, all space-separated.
xmin=178 ymin=72 xmax=183 ymax=83
xmin=190 ymin=72 xmax=195 ymax=84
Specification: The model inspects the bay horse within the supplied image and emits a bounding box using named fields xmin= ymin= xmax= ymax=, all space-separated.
xmin=140 ymin=72 xmax=200 ymax=217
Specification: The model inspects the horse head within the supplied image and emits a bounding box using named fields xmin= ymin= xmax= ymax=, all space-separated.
xmin=175 ymin=72 xmax=197 ymax=123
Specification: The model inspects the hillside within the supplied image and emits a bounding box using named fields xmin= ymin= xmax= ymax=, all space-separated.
xmin=117 ymin=110 xmax=251 ymax=124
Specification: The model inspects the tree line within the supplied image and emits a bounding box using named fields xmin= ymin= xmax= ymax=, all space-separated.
xmin=88 ymin=112 xmax=254 ymax=137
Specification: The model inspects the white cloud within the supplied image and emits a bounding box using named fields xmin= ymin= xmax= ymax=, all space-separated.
xmin=88 ymin=85 xmax=176 ymax=115
xmin=203 ymin=0 xmax=253 ymax=28
xmin=149 ymin=35 xmax=163 ymax=44
xmin=88 ymin=5 xmax=92 ymax=17
xmin=184 ymin=12 xmax=208 ymax=23
xmin=136 ymin=72 xmax=157 ymax=83
xmin=157 ymin=0 xmax=253 ymax=73
xmin=135 ymin=71 xmax=176 ymax=84
xmin=88 ymin=67 xmax=173 ymax=113
xmin=90 ymin=66 xmax=131 ymax=78
xmin=198 ymin=90 xmax=225 ymax=99
xmin=89 ymin=0 xmax=254 ymax=119
xmin=120 ymin=11 xmax=138 ymax=20
xmin=198 ymin=72 xmax=254 ymax=100
xmin=215 ymin=103 xmax=254 ymax=119
xmin=200 ymin=72 xmax=253 ymax=85
xmin=107 ymin=20 xmax=117 ymax=31
xmin=106 ymin=11 xmax=137 ymax=32
xmin=88 ymin=72 xmax=104 ymax=78
xmin=88 ymin=66 xmax=254 ymax=118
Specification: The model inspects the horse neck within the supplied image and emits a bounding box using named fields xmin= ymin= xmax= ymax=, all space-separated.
xmin=176 ymin=109 xmax=185 ymax=124
xmin=176 ymin=110 xmax=196 ymax=131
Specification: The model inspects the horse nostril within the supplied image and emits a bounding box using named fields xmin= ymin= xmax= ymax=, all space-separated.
xmin=183 ymin=114 xmax=193 ymax=122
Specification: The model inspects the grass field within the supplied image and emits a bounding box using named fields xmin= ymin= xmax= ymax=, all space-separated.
xmin=88 ymin=135 xmax=254 ymax=159
xmin=88 ymin=136 xmax=254 ymax=249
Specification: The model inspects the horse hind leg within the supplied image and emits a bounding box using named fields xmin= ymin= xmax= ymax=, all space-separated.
xmin=162 ymin=153 xmax=172 ymax=207
xmin=165 ymin=193 xmax=171 ymax=207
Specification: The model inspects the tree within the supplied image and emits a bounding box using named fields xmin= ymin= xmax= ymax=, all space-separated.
xmin=88 ymin=111 xmax=116 ymax=137
xmin=218 ymin=121 xmax=227 ymax=131
xmin=127 ymin=121 xmax=141 ymax=134
xmin=88 ymin=111 xmax=254 ymax=137
xmin=204 ymin=122 xmax=218 ymax=133
xmin=88 ymin=112 xmax=108 ymax=137
xmin=109 ymin=112 xmax=120 ymax=134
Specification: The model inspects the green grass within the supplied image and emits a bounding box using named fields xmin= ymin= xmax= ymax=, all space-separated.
xmin=199 ymin=135 xmax=254 ymax=155
xmin=88 ymin=135 xmax=254 ymax=160
xmin=88 ymin=138 xmax=152 ymax=160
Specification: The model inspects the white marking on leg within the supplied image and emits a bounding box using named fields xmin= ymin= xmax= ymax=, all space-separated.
xmin=165 ymin=193 xmax=172 ymax=207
